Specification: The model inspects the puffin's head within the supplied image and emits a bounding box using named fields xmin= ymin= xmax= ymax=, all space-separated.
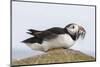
xmin=65 ymin=23 xmax=86 ymax=40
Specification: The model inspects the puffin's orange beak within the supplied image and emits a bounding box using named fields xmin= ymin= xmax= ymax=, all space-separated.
xmin=78 ymin=26 xmax=86 ymax=39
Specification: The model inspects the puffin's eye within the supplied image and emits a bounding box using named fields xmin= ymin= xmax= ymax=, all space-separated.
xmin=71 ymin=25 xmax=75 ymax=29
xmin=72 ymin=26 xmax=75 ymax=28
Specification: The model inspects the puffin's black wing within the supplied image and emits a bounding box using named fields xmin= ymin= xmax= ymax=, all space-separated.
xmin=35 ymin=27 xmax=66 ymax=40
xmin=23 ymin=27 xmax=66 ymax=44
xmin=38 ymin=31 xmax=58 ymax=40
xmin=46 ymin=27 xmax=66 ymax=34
xmin=22 ymin=31 xmax=58 ymax=44
xmin=22 ymin=37 xmax=43 ymax=44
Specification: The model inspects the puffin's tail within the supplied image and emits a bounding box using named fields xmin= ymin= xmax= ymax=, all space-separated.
xmin=27 ymin=29 xmax=41 ymax=36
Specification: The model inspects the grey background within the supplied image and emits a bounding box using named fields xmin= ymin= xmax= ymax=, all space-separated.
xmin=12 ymin=1 xmax=95 ymax=60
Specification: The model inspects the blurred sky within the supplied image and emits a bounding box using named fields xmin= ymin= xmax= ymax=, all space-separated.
xmin=12 ymin=1 xmax=96 ymax=59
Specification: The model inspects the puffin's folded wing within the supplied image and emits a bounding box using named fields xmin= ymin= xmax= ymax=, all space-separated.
xmin=38 ymin=31 xmax=58 ymax=40
xmin=22 ymin=37 xmax=42 ymax=44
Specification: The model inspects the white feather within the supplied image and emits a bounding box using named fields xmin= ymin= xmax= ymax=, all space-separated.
xmin=26 ymin=34 xmax=75 ymax=51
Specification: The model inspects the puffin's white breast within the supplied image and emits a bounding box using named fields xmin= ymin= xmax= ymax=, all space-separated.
xmin=42 ymin=34 xmax=75 ymax=51
xmin=26 ymin=34 xmax=75 ymax=51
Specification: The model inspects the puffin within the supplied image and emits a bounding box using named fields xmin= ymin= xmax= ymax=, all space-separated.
xmin=22 ymin=23 xmax=86 ymax=51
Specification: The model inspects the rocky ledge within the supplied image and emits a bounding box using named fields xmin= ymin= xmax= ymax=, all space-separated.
xmin=12 ymin=48 xmax=95 ymax=66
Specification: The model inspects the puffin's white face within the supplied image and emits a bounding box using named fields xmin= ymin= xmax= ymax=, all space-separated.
xmin=65 ymin=23 xmax=86 ymax=39
xmin=67 ymin=24 xmax=79 ymax=35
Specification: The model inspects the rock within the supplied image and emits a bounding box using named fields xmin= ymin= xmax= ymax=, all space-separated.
xmin=12 ymin=48 xmax=95 ymax=66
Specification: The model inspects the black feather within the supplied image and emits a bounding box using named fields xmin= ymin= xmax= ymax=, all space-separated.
xmin=27 ymin=29 xmax=41 ymax=36
xmin=22 ymin=37 xmax=43 ymax=44
xmin=28 ymin=29 xmax=40 ymax=33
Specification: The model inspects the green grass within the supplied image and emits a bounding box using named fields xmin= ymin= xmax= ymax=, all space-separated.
xmin=12 ymin=48 xmax=95 ymax=66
